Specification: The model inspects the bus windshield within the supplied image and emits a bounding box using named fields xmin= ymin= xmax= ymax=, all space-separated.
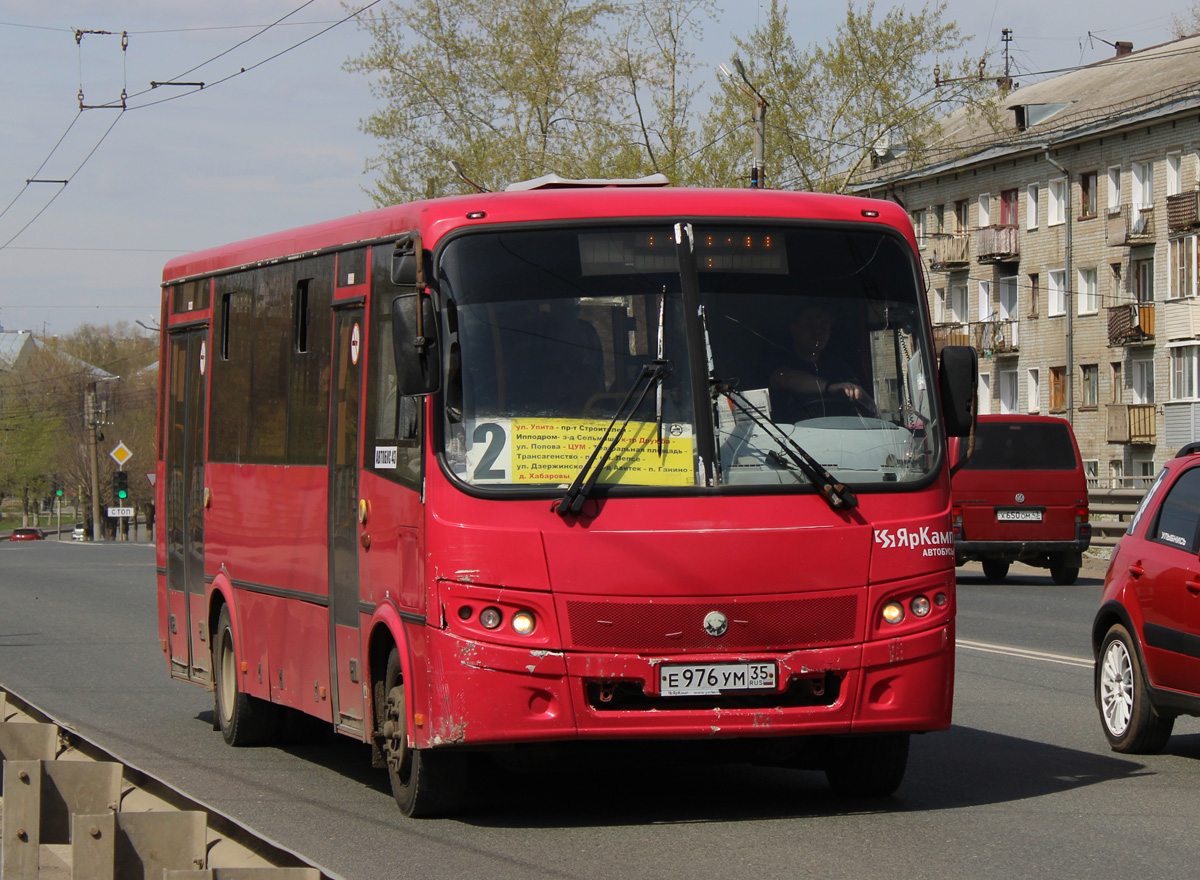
xmin=436 ymin=222 xmax=938 ymax=492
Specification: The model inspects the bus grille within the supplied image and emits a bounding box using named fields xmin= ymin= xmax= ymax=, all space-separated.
xmin=565 ymin=594 xmax=858 ymax=652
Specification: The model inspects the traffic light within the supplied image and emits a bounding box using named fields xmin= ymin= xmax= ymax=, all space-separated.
xmin=113 ymin=470 xmax=129 ymax=501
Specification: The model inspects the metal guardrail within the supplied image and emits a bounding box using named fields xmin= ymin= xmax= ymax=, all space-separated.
xmin=1088 ymin=486 xmax=1147 ymax=548
xmin=1 ymin=687 xmax=341 ymax=880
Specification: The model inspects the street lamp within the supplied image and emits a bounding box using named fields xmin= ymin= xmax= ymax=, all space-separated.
xmin=719 ymin=57 xmax=768 ymax=188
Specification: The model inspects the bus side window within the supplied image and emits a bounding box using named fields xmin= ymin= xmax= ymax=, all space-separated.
xmin=368 ymin=246 xmax=422 ymax=490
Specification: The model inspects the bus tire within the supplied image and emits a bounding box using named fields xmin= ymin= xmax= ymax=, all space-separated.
xmin=823 ymin=733 xmax=909 ymax=797
xmin=213 ymin=605 xmax=280 ymax=746
xmin=381 ymin=647 xmax=465 ymax=817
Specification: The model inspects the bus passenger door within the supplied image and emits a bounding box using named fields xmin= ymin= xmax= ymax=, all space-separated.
xmin=165 ymin=328 xmax=208 ymax=683
xmin=329 ymin=308 xmax=366 ymax=735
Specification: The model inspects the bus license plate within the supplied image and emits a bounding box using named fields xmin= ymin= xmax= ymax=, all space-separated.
xmin=659 ymin=662 xmax=777 ymax=696
xmin=995 ymin=508 xmax=1042 ymax=522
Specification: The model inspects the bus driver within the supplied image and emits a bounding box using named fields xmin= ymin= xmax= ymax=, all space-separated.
xmin=768 ymin=301 xmax=873 ymax=421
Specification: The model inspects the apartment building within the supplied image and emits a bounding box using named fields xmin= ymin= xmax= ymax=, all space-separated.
xmin=856 ymin=34 xmax=1200 ymax=487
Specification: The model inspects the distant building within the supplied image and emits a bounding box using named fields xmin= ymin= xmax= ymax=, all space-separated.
xmin=855 ymin=34 xmax=1200 ymax=487
xmin=0 ymin=330 xmax=39 ymax=372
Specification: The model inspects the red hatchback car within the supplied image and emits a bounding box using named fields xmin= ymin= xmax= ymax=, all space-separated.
xmin=1094 ymin=443 xmax=1200 ymax=752
xmin=9 ymin=528 xmax=45 ymax=541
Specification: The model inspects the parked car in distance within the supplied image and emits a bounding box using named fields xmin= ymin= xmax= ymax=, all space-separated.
xmin=9 ymin=527 xmax=45 ymax=541
xmin=72 ymin=522 xmax=86 ymax=541
xmin=1093 ymin=442 xmax=1200 ymax=753
xmin=949 ymin=415 xmax=1091 ymax=584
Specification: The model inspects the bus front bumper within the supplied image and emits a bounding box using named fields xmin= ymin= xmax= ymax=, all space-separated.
xmin=416 ymin=623 xmax=954 ymax=748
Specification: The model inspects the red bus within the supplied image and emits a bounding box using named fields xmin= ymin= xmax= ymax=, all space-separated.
xmin=156 ymin=180 xmax=976 ymax=816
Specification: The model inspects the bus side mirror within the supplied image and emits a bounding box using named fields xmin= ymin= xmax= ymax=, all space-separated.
xmin=392 ymin=293 xmax=441 ymax=396
xmin=939 ymin=345 xmax=977 ymax=438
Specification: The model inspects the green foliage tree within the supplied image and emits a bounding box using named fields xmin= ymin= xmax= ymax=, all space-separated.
xmin=0 ymin=324 xmax=157 ymax=532
xmin=345 ymin=0 xmax=720 ymax=201
xmin=699 ymin=0 xmax=989 ymax=192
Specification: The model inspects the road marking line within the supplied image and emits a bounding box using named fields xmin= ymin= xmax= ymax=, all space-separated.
xmin=958 ymin=638 xmax=1092 ymax=669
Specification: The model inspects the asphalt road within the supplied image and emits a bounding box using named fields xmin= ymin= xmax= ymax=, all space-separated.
xmin=1 ymin=541 xmax=1196 ymax=879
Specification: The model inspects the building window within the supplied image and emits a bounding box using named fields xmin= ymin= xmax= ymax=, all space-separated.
xmin=1080 ymin=171 xmax=1098 ymax=219
xmin=1170 ymin=235 xmax=1197 ymax=299
xmin=1078 ymin=267 xmax=1098 ymax=314
xmin=1081 ymin=364 xmax=1099 ymax=408
xmin=1026 ymin=184 xmax=1039 ymax=231
xmin=1135 ymin=258 xmax=1154 ymax=303
xmin=933 ymin=287 xmax=946 ymax=323
xmin=1133 ymin=357 xmax=1155 ymax=404
xmin=1000 ymin=370 xmax=1019 ymax=413
xmin=1109 ymin=459 xmax=1124 ymax=489
xmin=955 ymin=199 xmax=969 ymax=233
xmin=1083 ymin=459 xmax=1099 ymax=488
xmin=978 ymin=193 xmax=991 ymax=226
xmin=1050 ymin=366 xmax=1067 ymax=412
xmin=1049 ymin=177 xmax=1067 ymax=226
xmin=1049 ymin=269 xmax=1066 ymax=316
xmin=1133 ymin=160 xmax=1154 ymax=209
xmin=949 ymin=283 xmax=968 ymax=324
xmin=1027 ymin=368 xmax=1040 ymax=412
xmin=933 ymin=204 xmax=945 ymax=234
xmin=1170 ymin=345 xmax=1199 ymax=400
xmin=911 ymin=209 xmax=927 ymax=247
xmin=978 ymin=279 xmax=993 ymax=322
xmin=1028 ymin=273 xmax=1040 ymax=316
xmin=1167 ymin=152 xmax=1182 ymax=197
xmin=1108 ymin=165 xmax=1122 ymax=212
xmin=1111 ymin=362 xmax=1123 ymax=404
xmin=1000 ymin=189 xmax=1018 ymax=226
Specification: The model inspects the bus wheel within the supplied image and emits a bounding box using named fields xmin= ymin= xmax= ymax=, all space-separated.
xmin=381 ymin=648 xmax=465 ymax=818
xmin=981 ymin=560 xmax=1009 ymax=583
xmin=823 ymin=733 xmax=909 ymax=797
xmin=1050 ymin=557 xmax=1079 ymax=585
xmin=213 ymin=606 xmax=279 ymax=746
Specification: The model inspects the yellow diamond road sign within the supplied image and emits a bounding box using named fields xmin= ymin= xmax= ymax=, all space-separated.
xmin=110 ymin=441 xmax=133 ymax=467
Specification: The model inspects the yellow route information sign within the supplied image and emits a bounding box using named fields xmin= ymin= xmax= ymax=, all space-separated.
xmin=465 ymin=418 xmax=694 ymax=486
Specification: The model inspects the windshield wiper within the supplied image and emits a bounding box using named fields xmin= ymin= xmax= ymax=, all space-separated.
xmin=554 ymin=360 xmax=670 ymax=517
xmin=713 ymin=382 xmax=858 ymax=511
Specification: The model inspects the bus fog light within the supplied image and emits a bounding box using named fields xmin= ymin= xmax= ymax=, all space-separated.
xmin=933 ymin=592 xmax=948 ymax=607
xmin=910 ymin=595 xmax=931 ymax=617
xmin=511 ymin=610 xmax=536 ymax=635
xmin=479 ymin=607 xmax=503 ymax=630
xmin=457 ymin=605 xmax=473 ymax=620
xmin=881 ymin=602 xmax=905 ymax=625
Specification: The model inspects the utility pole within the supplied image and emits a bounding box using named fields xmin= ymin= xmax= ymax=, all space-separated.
xmin=720 ymin=57 xmax=769 ymax=188
xmin=86 ymin=383 xmax=102 ymax=540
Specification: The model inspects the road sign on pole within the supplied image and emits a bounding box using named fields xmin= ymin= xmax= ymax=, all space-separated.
xmin=109 ymin=442 xmax=132 ymax=467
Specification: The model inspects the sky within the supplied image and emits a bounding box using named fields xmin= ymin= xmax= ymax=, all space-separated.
xmin=0 ymin=0 xmax=1190 ymax=339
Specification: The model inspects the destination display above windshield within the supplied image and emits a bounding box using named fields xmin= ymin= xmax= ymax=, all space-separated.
xmin=461 ymin=417 xmax=694 ymax=486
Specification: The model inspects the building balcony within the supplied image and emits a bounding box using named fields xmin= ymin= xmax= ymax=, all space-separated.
xmin=1106 ymin=403 xmax=1156 ymax=444
xmin=1106 ymin=205 xmax=1155 ymax=246
xmin=927 ymin=233 xmax=970 ymax=269
xmin=975 ymin=225 xmax=1019 ymax=262
xmin=933 ymin=323 xmax=970 ymax=354
xmin=972 ymin=319 xmax=1019 ymax=353
xmin=1163 ymin=298 xmax=1200 ymax=340
xmin=1107 ymin=302 xmax=1155 ymax=345
xmin=1167 ymin=191 xmax=1200 ymax=234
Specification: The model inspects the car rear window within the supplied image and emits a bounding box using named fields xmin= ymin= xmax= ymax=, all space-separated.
xmin=957 ymin=421 xmax=1078 ymax=471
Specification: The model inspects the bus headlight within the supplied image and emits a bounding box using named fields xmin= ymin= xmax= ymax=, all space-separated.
xmin=479 ymin=607 xmax=503 ymax=630
xmin=910 ymin=595 xmax=932 ymax=617
xmin=881 ymin=602 xmax=905 ymax=625
xmin=511 ymin=610 xmax=536 ymax=635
